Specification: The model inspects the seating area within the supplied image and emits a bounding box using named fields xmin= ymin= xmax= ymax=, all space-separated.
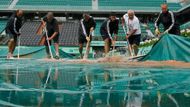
xmin=17 ymin=21 xmax=79 ymax=46
xmin=167 ymin=2 xmax=182 ymax=11
xmin=180 ymin=21 xmax=190 ymax=30
xmin=0 ymin=0 xmax=11 ymax=9
xmin=0 ymin=0 xmax=183 ymax=12
xmin=15 ymin=0 xmax=92 ymax=10
xmin=99 ymin=0 xmax=165 ymax=7
xmin=98 ymin=0 xmax=181 ymax=11
xmin=0 ymin=20 xmax=8 ymax=45
xmin=19 ymin=21 xmax=42 ymax=46
xmin=0 ymin=20 xmax=7 ymax=33
xmin=59 ymin=21 xmax=79 ymax=46
xmin=16 ymin=0 xmax=91 ymax=6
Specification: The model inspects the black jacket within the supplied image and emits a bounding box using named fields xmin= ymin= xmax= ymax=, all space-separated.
xmin=100 ymin=18 xmax=119 ymax=35
xmin=155 ymin=10 xmax=180 ymax=35
xmin=43 ymin=17 xmax=59 ymax=37
xmin=6 ymin=14 xmax=22 ymax=36
xmin=79 ymin=16 xmax=96 ymax=36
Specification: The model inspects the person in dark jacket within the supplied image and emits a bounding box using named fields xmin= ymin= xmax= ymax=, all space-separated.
xmin=155 ymin=4 xmax=180 ymax=35
xmin=6 ymin=10 xmax=23 ymax=59
xmin=100 ymin=13 xmax=119 ymax=55
xmin=78 ymin=13 xmax=96 ymax=59
xmin=42 ymin=12 xmax=60 ymax=59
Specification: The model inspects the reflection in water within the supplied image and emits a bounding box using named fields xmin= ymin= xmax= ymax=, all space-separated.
xmin=126 ymin=72 xmax=143 ymax=107
xmin=157 ymin=88 xmax=179 ymax=107
xmin=1 ymin=69 xmax=16 ymax=105
xmin=37 ymin=66 xmax=58 ymax=107
xmin=0 ymin=60 xmax=190 ymax=107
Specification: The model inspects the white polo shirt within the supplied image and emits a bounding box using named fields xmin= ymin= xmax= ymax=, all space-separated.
xmin=123 ymin=13 xmax=141 ymax=35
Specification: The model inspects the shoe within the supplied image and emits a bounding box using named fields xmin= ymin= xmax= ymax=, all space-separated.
xmin=83 ymin=55 xmax=88 ymax=59
xmin=54 ymin=55 xmax=60 ymax=59
xmin=78 ymin=55 xmax=83 ymax=59
xmin=9 ymin=57 xmax=15 ymax=59
xmin=7 ymin=53 xmax=14 ymax=59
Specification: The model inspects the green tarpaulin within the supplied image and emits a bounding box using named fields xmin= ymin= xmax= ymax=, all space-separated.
xmin=141 ymin=34 xmax=190 ymax=62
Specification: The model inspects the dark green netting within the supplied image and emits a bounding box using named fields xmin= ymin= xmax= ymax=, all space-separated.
xmin=141 ymin=34 xmax=190 ymax=62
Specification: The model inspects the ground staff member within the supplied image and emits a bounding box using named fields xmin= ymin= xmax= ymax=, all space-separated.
xmin=6 ymin=10 xmax=23 ymax=59
xmin=78 ymin=13 xmax=96 ymax=59
xmin=42 ymin=12 xmax=60 ymax=59
xmin=155 ymin=4 xmax=180 ymax=35
xmin=100 ymin=13 xmax=119 ymax=56
xmin=122 ymin=10 xmax=141 ymax=56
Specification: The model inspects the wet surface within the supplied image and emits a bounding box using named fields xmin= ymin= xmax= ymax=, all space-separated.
xmin=0 ymin=59 xmax=190 ymax=107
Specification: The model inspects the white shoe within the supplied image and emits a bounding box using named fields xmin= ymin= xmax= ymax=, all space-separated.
xmin=83 ymin=55 xmax=88 ymax=59
xmin=7 ymin=53 xmax=13 ymax=59
xmin=9 ymin=57 xmax=15 ymax=59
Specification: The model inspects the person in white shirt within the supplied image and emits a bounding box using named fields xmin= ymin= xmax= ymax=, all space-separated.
xmin=122 ymin=10 xmax=141 ymax=56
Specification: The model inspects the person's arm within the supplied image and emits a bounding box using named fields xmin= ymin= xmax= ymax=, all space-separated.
xmin=165 ymin=11 xmax=175 ymax=33
xmin=113 ymin=20 xmax=119 ymax=41
xmin=48 ymin=20 xmax=59 ymax=40
xmin=128 ymin=20 xmax=138 ymax=36
xmin=80 ymin=19 xmax=87 ymax=37
xmin=127 ymin=29 xmax=137 ymax=37
xmin=154 ymin=12 xmax=162 ymax=35
xmin=41 ymin=17 xmax=47 ymax=26
xmin=41 ymin=20 xmax=46 ymax=26
xmin=126 ymin=29 xmax=137 ymax=39
xmin=122 ymin=14 xmax=127 ymax=26
xmin=106 ymin=20 xmax=113 ymax=40
xmin=155 ymin=12 xmax=161 ymax=29
xmin=13 ymin=17 xmax=20 ymax=35
xmin=49 ymin=32 xmax=58 ymax=40
xmin=126 ymin=19 xmax=139 ymax=38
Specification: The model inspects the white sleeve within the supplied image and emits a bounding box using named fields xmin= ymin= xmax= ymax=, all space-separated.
xmin=13 ymin=18 xmax=19 ymax=34
xmin=155 ymin=12 xmax=162 ymax=29
xmin=123 ymin=14 xmax=127 ymax=19
xmin=107 ymin=20 xmax=113 ymax=40
xmin=123 ymin=13 xmax=128 ymax=25
xmin=123 ymin=14 xmax=130 ymax=34
xmin=166 ymin=11 xmax=175 ymax=31
xmin=80 ymin=19 xmax=87 ymax=37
